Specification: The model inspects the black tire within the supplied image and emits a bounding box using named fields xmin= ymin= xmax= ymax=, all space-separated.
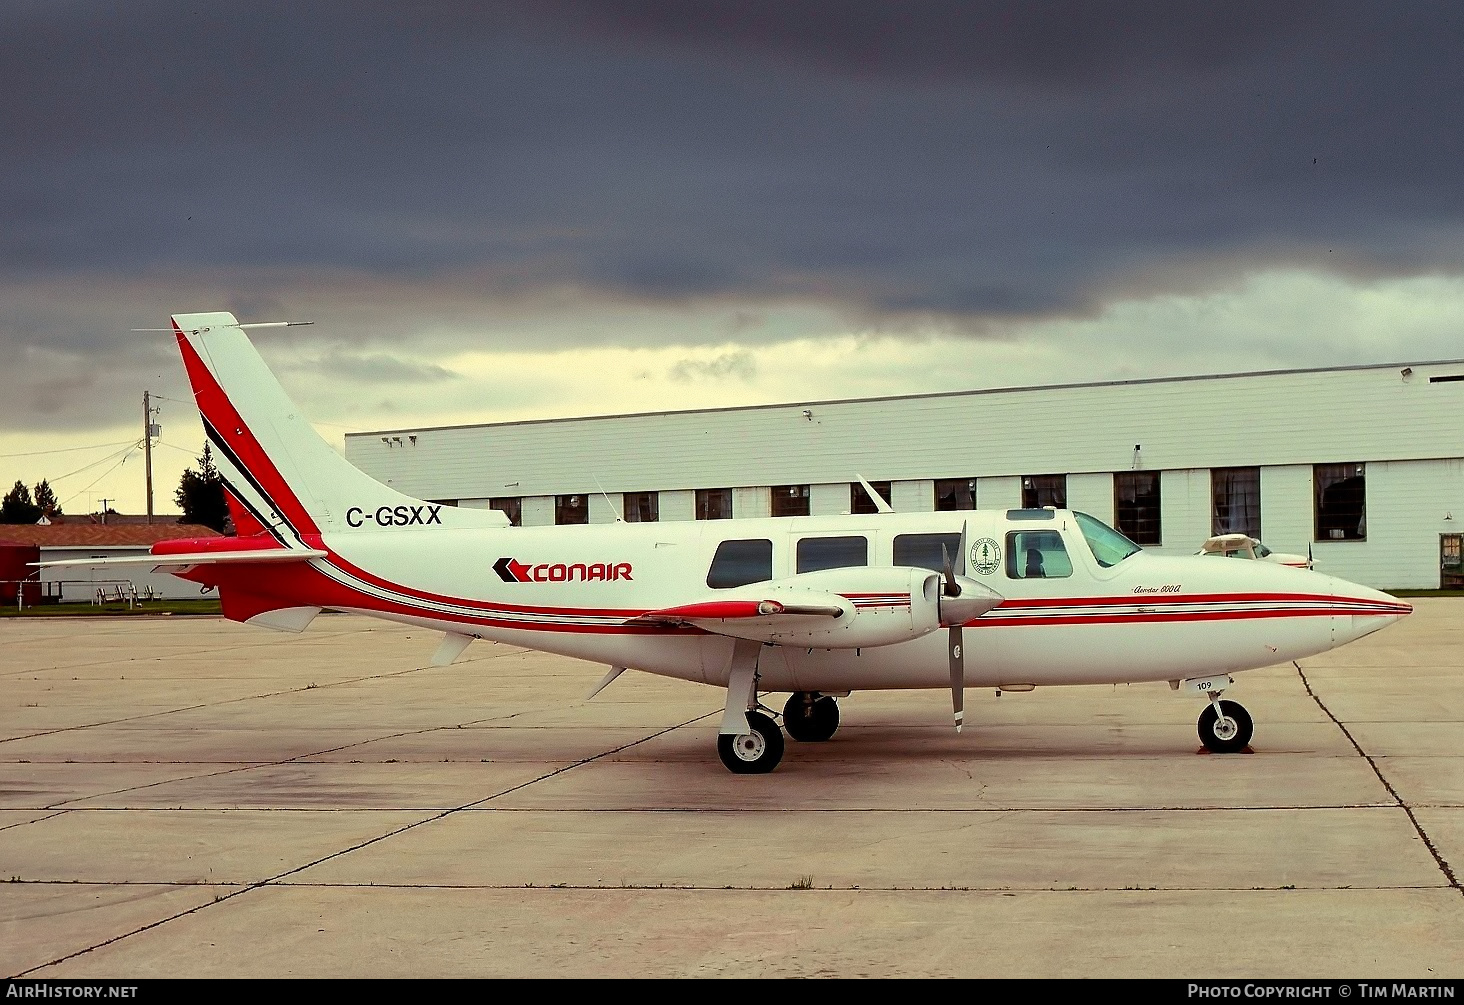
xmin=783 ymin=693 xmax=840 ymax=742
xmin=717 ymin=710 xmax=785 ymax=773
xmin=1198 ymin=700 xmax=1253 ymax=753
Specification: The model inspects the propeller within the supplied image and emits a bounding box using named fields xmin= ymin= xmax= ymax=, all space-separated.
xmin=941 ymin=539 xmax=966 ymax=733
xmin=938 ymin=530 xmax=1005 ymax=734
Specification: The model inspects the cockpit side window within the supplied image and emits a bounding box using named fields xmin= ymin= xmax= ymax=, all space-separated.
xmin=1006 ymin=530 xmax=1073 ymax=579
xmin=707 ymin=539 xmax=773 ymax=589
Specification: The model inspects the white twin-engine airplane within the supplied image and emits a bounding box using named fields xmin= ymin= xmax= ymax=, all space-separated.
xmin=47 ymin=312 xmax=1413 ymax=773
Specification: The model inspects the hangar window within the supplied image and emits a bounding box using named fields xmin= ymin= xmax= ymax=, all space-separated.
xmin=1114 ymin=471 xmax=1162 ymax=546
xmin=1021 ymin=474 xmax=1066 ymax=509
xmin=555 ymin=494 xmax=588 ymax=525
xmin=796 ymin=535 xmax=868 ymax=574
xmin=771 ymin=484 xmax=810 ymax=518
xmin=1212 ymin=467 xmax=1261 ymax=539
xmin=894 ymin=533 xmax=964 ymax=574
xmin=696 ymin=488 xmax=733 ymax=520
xmin=1006 ymin=530 xmax=1073 ymax=579
xmin=850 ymin=481 xmax=892 ymax=514
xmin=708 ymin=538 xmax=773 ymax=589
xmin=1315 ymin=464 xmax=1366 ymax=541
xmin=935 ymin=478 xmax=976 ymax=511
xmin=489 ymin=497 xmax=522 ymax=527
xmin=623 ymin=491 xmax=658 ymax=523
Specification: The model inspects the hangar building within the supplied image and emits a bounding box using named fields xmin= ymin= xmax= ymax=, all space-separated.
xmin=344 ymin=358 xmax=1464 ymax=590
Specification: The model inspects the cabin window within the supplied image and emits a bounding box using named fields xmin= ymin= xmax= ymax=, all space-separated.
xmin=623 ymin=491 xmax=658 ymax=523
xmin=934 ymin=478 xmax=976 ymax=511
xmin=1021 ymin=474 xmax=1066 ymax=509
xmin=850 ymin=481 xmax=891 ymax=514
xmin=489 ymin=497 xmax=522 ymax=527
xmin=796 ymin=535 xmax=868 ymax=574
xmin=696 ymin=488 xmax=733 ymax=520
xmin=707 ymin=538 xmax=773 ymax=589
xmin=771 ymin=484 xmax=811 ymax=518
xmin=894 ymin=533 xmax=964 ymax=574
xmin=1114 ymin=471 xmax=1162 ymax=546
xmin=1212 ymin=467 xmax=1260 ymax=538
xmin=1315 ymin=463 xmax=1366 ymax=541
xmin=555 ymin=494 xmax=588 ymax=525
xmin=1006 ymin=530 xmax=1074 ymax=579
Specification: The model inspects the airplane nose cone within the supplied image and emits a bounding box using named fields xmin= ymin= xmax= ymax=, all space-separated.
xmin=1326 ymin=576 xmax=1411 ymax=644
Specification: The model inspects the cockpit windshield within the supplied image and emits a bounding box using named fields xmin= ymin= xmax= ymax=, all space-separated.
xmin=1074 ymin=511 xmax=1142 ymax=568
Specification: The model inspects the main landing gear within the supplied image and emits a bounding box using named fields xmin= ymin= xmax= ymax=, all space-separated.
xmin=717 ymin=710 xmax=785 ymax=774
xmin=783 ymin=692 xmax=840 ymax=743
xmin=1197 ymin=695 xmax=1254 ymax=753
xmin=716 ymin=694 xmax=843 ymax=773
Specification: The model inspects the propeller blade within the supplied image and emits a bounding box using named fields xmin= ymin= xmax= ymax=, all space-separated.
xmin=949 ymin=625 xmax=964 ymax=732
xmin=940 ymin=543 xmax=959 ymax=597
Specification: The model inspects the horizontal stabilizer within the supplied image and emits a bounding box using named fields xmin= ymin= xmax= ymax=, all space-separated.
xmin=34 ymin=549 xmax=327 ymax=570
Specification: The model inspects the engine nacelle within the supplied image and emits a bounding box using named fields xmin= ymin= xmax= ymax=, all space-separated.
xmin=689 ymin=565 xmax=946 ymax=649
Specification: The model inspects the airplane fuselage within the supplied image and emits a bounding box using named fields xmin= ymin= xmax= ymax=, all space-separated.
xmin=195 ymin=506 xmax=1407 ymax=694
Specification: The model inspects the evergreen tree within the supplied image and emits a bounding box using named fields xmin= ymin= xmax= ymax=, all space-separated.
xmin=32 ymin=480 xmax=60 ymax=518
xmin=174 ymin=443 xmax=228 ymax=532
xmin=0 ymin=480 xmax=42 ymax=524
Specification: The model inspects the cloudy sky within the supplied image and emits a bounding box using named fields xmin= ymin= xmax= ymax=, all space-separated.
xmin=4 ymin=2 xmax=1463 ymax=513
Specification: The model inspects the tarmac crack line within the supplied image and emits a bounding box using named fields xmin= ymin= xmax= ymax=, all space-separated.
xmin=23 ymin=698 xmax=574 ymax=813
xmin=12 ymin=708 xmax=717 ymax=977
xmin=1295 ymin=660 xmax=1461 ymax=897
xmin=0 ymin=646 xmax=530 ymax=748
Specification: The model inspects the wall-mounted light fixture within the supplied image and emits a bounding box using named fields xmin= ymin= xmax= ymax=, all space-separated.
xmin=802 ymin=409 xmax=813 ymax=421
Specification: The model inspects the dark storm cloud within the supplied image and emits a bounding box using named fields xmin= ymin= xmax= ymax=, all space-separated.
xmin=2 ymin=2 xmax=1463 ymax=428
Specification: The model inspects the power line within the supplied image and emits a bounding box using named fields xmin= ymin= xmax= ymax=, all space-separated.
xmin=0 ymin=439 xmax=137 ymax=460
xmin=46 ymin=442 xmax=143 ymax=485
xmin=59 ymin=446 xmax=140 ymax=507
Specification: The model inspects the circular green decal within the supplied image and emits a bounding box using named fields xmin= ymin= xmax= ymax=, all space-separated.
xmin=971 ymin=537 xmax=1002 ymax=575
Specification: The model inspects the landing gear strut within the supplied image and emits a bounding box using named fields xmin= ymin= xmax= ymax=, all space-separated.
xmin=717 ymin=710 xmax=785 ymax=773
xmin=783 ymin=692 xmax=840 ymax=742
xmin=1198 ymin=697 xmax=1253 ymax=753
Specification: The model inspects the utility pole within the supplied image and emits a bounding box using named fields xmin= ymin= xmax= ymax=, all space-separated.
xmin=143 ymin=391 xmax=156 ymax=524
xmin=99 ymin=498 xmax=112 ymax=525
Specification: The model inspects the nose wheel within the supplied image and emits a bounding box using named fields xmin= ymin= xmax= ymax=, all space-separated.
xmin=1198 ymin=698 xmax=1253 ymax=753
xmin=717 ymin=710 xmax=785 ymax=773
xmin=783 ymin=692 xmax=840 ymax=742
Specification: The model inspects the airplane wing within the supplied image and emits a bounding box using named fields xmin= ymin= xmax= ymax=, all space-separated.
xmin=623 ymin=566 xmax=1001 ymax=649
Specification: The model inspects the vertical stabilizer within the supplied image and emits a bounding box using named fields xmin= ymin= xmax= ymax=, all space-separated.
xmin=170 ymin=312 xmax=506 ymax=541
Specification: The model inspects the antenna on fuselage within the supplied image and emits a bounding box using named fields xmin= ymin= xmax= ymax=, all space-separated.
xmin=592 ymin=473 xmax=623 ymax=523
xmin=855 ymin=473 xmax=894 ymax=514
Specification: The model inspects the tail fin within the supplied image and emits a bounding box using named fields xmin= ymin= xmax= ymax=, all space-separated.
xmin=170 ymin=312 xmax=507 ymax=541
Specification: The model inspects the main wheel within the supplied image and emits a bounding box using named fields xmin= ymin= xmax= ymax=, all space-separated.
xmin=783 ymin=692 xmax=840 ymax=742
xmin=1198 ymin=699 xmax=1253 ymax=753
xmin=717 ymin=710 xmax=785 ymax=773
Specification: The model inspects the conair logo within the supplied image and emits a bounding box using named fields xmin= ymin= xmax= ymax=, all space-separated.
xmin=494 ymin=557 xmax=633 ymax=583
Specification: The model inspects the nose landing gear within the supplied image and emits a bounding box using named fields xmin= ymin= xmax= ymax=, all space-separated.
xmin=1198 ymin=696 xmax=1253 ymax=753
